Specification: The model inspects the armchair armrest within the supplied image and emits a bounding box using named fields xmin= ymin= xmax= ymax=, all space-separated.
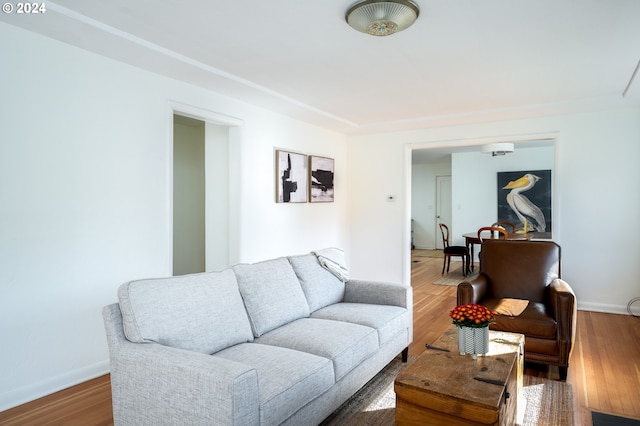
xmin=548 ymin=278 xmax=577 ymax=363
xmin=457 ymin=274 xmax=490 ymax=306
xmin=103 ymin=304 xmax=260 ymax=425
xmin=343 ymin=280 xmax=412 ymax=308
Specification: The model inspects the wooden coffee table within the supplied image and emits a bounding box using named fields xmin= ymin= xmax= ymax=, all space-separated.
xmin=395 ymin=327 xmax=524 ymax=426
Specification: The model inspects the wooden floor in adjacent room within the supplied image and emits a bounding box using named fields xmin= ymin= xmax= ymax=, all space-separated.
xmin=1 ymin=250 xmax=639 ymax=425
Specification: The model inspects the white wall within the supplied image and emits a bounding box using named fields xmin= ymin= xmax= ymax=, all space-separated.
xmin=349 ymin=109 xmax=640 ymax=314
xmin=234 ymin=115 xmax=349 ymax=263
xmin=205 ymin=122 xmax=231 ymax=271
xmin=0 ymin=22 xmax=348 ymax=410
xmin=347 ymin=137 xmax=407 ymax=283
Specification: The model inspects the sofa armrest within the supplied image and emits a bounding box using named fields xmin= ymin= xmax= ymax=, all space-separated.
xmin=457 ymin=274 xmax=489 ymax=306
xmin=548 ymin=279 xmax=577 ymax=361
xmin=103 ymin=304 xmax=260 ymax=426
xmin=343 ymin=280 xmax=412 ymax=308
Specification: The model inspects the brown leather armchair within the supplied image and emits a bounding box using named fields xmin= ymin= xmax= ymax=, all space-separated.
xmin=457 ymin=240 xmax=577 ymax=380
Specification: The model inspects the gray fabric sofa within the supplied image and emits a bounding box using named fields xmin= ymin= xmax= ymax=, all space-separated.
xmin=103 ymin=252 xmax=413 ymax=425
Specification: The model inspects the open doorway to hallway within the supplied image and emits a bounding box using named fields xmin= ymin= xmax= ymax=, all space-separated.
xmin=172 ymin=114 xmax=233 ymax=275
xmin=173 ymin=115 xmax=205 ymax=275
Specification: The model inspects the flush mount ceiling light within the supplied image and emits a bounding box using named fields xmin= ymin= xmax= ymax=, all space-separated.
xmin=480 ymin=143 xmax=515 ymax=157
xmin=346 ymin=0 xmax=420 ymax=37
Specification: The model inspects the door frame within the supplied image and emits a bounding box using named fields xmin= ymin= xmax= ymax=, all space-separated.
xmin=167 ymin=101 xmax=244 ymax=275
xmin=404 ymin=132 xmax=559 ymax=286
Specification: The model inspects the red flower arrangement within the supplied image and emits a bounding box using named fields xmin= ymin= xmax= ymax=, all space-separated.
xmin=450 ymin=303 xmax=496 ymax=328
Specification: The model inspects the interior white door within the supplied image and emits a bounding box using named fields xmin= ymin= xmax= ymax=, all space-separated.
xmin=435 ymin=176 xmax=452 ymax=249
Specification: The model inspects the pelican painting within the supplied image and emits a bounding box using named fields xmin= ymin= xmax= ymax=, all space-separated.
xmin=501 ymin=171 xmax=551 ymax=233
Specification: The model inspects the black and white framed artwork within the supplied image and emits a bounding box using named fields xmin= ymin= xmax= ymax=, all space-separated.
xmin=276 ymin=150 xmax=308 ymax=203
xmin=309 ymin=156 xmax=334 ymax=203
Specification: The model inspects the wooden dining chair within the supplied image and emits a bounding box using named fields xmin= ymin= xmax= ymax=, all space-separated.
xmin=476 ymin=226 xmax=509 ymax=270
xmin=477 ymin=226 xmax=509 ymax=242
xmin=491 ymin=221 xmax=516 ymax=234
xmin=439 ymin=223 xmax=469 ymax=276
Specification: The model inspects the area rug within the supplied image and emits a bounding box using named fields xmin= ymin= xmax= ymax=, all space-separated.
xmin=411 ymin=249 xmax=443 ymax=258
xmin=433 ymin=267 xmax=475 ymax=286
xmin=592 ymin=411 xmax=640 ymax=425
xmin=320 ymin=355 xmax=573 ymax=426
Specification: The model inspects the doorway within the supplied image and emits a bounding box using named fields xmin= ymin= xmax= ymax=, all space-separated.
xmin=173 ymin=115 xmax=205 ymax=275
xmin=407 ymin=135 xmax=557 ymax=285
xmin=172 ymin=114 xmax=233 ymax=275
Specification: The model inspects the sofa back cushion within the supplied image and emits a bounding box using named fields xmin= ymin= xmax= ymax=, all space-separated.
xmin=233 ymin=257 xmax=310 ymax=337
xmin=288 ymin=254 xmax=345 ymax=312
xmin=117 ymin=268 xmax=254 ymax=354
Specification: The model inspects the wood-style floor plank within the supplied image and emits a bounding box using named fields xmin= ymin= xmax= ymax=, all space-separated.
xmin=0 ymin=250 xmax=638 ymax=425
xmin=0 ymin=374 xmax=112 ymax=425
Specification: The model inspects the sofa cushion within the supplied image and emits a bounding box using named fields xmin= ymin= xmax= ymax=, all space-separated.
xmin=310 ymin=303 xmax=409 ymax=346
xmin=233 ymin=257 xmax=310 ymax=337
xmin=214 ymin=343 xmax=334 ymax=426
xmin=117 ymin=269 xmax=254 ymax=354
xmin=255 ymin=318 xmax=379 ymax=381
xmin=288 ymin=254 xmax=345 ymax=312
xmin=484 ymin=298 xmax=558 ymax=339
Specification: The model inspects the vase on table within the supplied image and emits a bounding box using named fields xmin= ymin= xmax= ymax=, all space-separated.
xmin=457 ymin=325 xmax=489 ymax=359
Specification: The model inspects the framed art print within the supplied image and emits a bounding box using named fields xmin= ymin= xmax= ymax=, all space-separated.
xmin=276 ymin=150 xmax=308 ymax=203
xmin=497 ymin=169 xmax=551 ymax=238
xmin=309 ymin=156 xmax=334 ymax=202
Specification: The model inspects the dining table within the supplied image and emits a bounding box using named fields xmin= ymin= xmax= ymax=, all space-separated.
xmin=462 ymin=231 xmax=532 ymax=275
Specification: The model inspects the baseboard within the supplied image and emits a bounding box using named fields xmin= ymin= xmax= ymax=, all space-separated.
xmin=578 ymin=301 xmax=630 ymax=315
xmin=0 ymin=359 xmax=110 ymax=412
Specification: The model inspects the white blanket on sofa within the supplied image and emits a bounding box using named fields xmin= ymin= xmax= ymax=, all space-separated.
xmin=313 ymin=248 xmax=349 ymax=282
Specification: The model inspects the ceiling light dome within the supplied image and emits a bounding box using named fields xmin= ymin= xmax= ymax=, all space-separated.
xmin=346 ymin=0 xmax=420 ymax=37
xmin=480 ymin=143 xmax=515 ymax=156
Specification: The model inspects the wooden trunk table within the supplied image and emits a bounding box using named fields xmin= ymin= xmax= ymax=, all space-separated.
xmin=395 ymin=328 xmax=524 ymax=425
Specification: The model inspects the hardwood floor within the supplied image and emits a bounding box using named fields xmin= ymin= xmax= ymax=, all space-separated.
xmin=0 ymin=374 xmax=112 ymax=426
xmin=1 ymin=251 xmax=638 ymax=425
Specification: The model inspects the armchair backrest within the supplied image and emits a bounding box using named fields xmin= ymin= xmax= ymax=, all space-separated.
xmin=480 ymin=240 xmax=561 ymax=303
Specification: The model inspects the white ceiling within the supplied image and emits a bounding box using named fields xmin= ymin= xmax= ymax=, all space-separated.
xmin=2 ymin=1 xmax=639 ymax=135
